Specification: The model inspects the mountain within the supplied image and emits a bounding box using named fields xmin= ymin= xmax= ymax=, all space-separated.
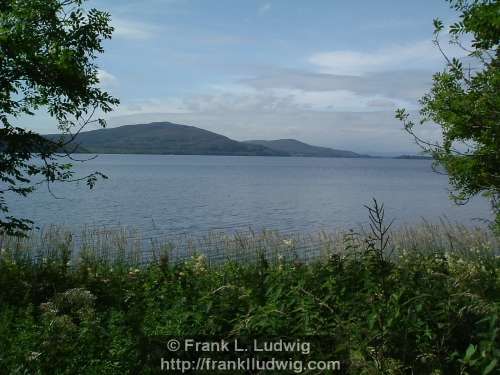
xmin=244 ymin=139 xmax=365 ymax=158
xmin=44 ymin=122 xmax=367 ymax=158
xmin=46 ymin=122 xmax=286 ymax=156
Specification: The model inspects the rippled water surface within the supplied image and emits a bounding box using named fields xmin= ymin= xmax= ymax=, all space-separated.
xmin=10 ymin=155 xmax=491 ymax=238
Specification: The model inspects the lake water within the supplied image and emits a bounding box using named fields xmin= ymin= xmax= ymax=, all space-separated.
xmin=9 ymin=155 xmax=492 ymax=239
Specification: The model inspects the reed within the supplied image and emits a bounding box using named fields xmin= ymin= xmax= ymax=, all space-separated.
xmin=1 ymin=219 xmax=497 ymax=269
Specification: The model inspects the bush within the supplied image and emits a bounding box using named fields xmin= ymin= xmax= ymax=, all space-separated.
xmin=0 ymin=218 xmax=499 ymax=374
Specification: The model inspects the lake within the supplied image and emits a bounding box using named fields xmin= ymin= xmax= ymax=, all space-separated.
xmin=9 ymin=155 xmax=492 ymax=239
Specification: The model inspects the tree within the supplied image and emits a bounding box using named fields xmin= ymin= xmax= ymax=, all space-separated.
xmin=0 ymin=0 xmax=119 ymax=235
xmin=396 ymin=0 xmax=499 ymax=233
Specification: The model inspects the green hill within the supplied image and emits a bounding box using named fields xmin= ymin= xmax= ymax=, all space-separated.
xmin=46 ymin=122 xmax=286 ymax=156
xmin=44 ymin=122 xmax=367 ymax=157
xmin=244 ymin=139 xmax=365 ymax=158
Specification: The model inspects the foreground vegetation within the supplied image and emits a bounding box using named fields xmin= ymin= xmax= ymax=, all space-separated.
xmin=0 ymin=215 xmax=499 ymax=374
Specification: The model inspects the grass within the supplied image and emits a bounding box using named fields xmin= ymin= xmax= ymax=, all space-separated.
xmin=0 ymin=208 xmax=499 ymax=374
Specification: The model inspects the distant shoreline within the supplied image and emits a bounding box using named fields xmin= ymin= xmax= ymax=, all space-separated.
xmin=45 ymin=122 xmax=431 ymax=159
xmin=69 ymin=151 xmax=429 ymax=160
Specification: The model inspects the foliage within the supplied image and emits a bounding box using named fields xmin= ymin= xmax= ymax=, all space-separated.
xmin=0 ymin=219 xmax=498 ymax=373
xmin=396 ymin=0 xmax=500 ymax=233
xmin=0 ymin=0 xmax=118 ymax=236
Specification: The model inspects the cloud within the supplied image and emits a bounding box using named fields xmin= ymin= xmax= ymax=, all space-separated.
xmin=114 ymin=81 xmax=413 ymax=116
xmin=97 ymin=69 xmax=118 ymax=87
xmin=308 ymin=40 xmax=461 ymax=76
xmin=259 ymin=3 xmax=271 ymax=13
xmin=241 ymin=69 xmax=433 ymax=103
xmin=112 ymin=18 xmax=160 ymax=40
xmin=267 ymin=88 xmax=410 ymax=112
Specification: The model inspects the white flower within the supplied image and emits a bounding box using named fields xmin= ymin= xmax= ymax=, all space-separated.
xmin=27 ymin=351 xmax=41 ymax=361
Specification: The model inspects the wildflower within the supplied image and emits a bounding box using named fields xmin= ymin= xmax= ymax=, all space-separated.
xmin=192 ymin=254 xmax=207 ymax=274
xmin=27 ymin=351 xmax=41 ymax=361
xmin=62 ymin=288 xmax=96 ymax=306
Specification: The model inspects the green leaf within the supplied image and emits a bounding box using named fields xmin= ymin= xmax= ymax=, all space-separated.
xmin=464 ymin=344 xmax=476 ymax=362
xmin=433 ymin=18 xmax=444 ymax=34
xmin=483 ymin=359 xmax=497 ymax=375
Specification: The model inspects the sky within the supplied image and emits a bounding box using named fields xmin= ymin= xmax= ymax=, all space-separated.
xmin=31 ymin=0 xmax=464 ymax=155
